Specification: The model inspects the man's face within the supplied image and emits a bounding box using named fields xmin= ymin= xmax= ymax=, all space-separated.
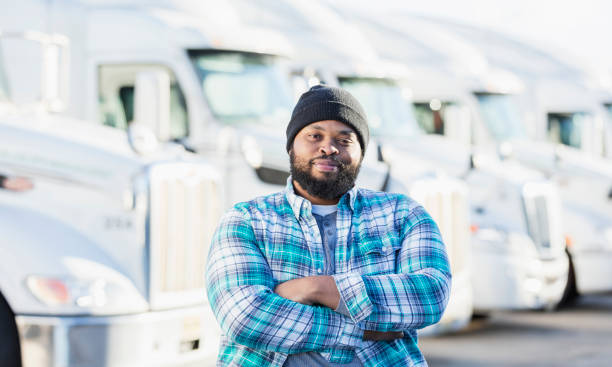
xmin=289 ymin=120 xmax=363 ymax=201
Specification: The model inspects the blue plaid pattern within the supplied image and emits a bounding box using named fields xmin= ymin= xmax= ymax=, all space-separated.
xmin=206 ymin=179 xmax=451 ymax=367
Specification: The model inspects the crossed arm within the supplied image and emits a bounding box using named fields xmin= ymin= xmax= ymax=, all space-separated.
xmin=205 ymin=202 xmax=451 ymax=353
xmin=273 ymin=275 xmax=403 ymax=341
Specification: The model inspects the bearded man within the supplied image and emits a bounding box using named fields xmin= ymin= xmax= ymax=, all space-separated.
xmin=206 ymin=85 xmax=451 ymax=367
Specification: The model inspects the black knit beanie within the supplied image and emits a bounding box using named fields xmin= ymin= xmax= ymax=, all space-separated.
xmin=286 ymin=85 xmax=369 ymax=155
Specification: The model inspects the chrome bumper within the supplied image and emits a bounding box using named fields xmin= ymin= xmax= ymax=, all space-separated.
xmin=16 ymin=305 xmax=220 ymax=367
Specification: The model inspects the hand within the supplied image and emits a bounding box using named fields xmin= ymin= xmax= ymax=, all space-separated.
xmin=362 ymin=330 xmax=404 ymax=341
xmin=274 ymin=276 xmax=340 ymax=309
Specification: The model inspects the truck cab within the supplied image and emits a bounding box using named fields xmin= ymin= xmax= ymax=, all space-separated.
xmin=31 ymin=1 xmax=391 ymax=210
xmin=0 ymin=29 xmax=223 ymax=367
xmin=334 ymin=70 xmax=568 ymax=313
xmin=322 ymin=8 xmax=571 ymax=313
xmin=371 ymin=16 xmax=612 ymax=300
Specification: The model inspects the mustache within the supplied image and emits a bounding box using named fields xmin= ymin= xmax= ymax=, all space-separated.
xmin=309 ymin=155 xmax=347 ymax=167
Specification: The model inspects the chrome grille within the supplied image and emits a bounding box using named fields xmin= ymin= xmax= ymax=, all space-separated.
xmin=410 ymin=178 xmax=470 ymax=274
xmin=148 ymin=163 xmax=221 ymax=309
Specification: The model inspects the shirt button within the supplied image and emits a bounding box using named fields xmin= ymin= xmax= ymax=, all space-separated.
xmin=317 ymin=268 xmax=323 ymax=274
xmin=324 ymin=221 xmax=330 ymax=227
xmin=326 ymin=230 xmax=334 ymax=236
xmin=382 ymin=246 xmax=389 ymax=253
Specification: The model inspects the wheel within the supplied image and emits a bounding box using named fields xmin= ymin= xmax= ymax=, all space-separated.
xmin=557 ymin=250 xmax=579 ymax=308
xmin=0 ymin=292 xmax=22 ymax=367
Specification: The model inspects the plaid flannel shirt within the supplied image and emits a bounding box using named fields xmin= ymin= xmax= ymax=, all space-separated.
xmin=206 ymin=179 xmax=451 ymax=367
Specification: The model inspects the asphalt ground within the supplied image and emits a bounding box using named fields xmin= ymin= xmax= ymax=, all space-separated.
xmin=419 ymin=292 xmax=612 ymax=367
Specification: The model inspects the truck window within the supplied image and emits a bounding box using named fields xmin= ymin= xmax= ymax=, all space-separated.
xmin=98 ymin=64 xmax=189 ymax=140
xmin=413 ymin=100 xmax=455 ymax=135
xmin=188 ymin=50 xmax=293 ymax=126
xmin=547 ymin=112 xmax=587 ymax=149
xmin=474 ymin=93 xmax=526 ymax=141
xmin=338 ymin=77 xmax=420 ymax=138
xmin=605 ymin=103 xmax=612 ymax=120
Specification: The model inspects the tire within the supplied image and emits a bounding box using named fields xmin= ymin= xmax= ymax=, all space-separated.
xmin=0 ymin=292 xmax=22 ymax=367
xmin=557 ymin=250 xmax=579 ymax=308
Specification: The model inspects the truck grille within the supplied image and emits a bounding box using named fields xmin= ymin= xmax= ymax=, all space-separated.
xmin=410 ymin=178 xmax=470 ymax=274
xmin=148 ymin=163 xmax=221 ymax=309
xmin=522 ymin=182 xmax=564 ymax=259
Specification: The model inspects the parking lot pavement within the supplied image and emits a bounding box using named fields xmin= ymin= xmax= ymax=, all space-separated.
xmin=419 ymin=292 xmax=612 ymax=367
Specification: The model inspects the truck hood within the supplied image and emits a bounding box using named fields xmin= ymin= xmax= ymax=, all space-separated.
xmin=0 ymin=112 xmax=147 ymax=192
xmin=508 ymin=139 xmax=612 ymax=180
xmin=378 ymin=133 xmax=472 ymax=177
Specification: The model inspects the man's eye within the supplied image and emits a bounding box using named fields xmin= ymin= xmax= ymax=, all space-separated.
xmin=310 ymin=134 xmax=321 ymax=139
xmin=339 ymin=138 xmax=352 ymax=145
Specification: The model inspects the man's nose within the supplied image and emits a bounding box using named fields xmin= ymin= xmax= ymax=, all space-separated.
xmin=319 ymin=139 xmax=339 ymax=155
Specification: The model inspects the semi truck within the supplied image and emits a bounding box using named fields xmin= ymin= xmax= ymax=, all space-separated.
xmin=0 ymin=30 xmax=223 ymax=367
xmin=18 ymin=0 xmax=400 ymax=210
xmin=355 ymin=13 xmax=612 ymax=302
xmin=315 ymin=3 xmax=570 ymax=312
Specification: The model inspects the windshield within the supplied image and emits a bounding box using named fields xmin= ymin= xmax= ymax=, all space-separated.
xmin=547 ymin=112 xmax=590 ymax=148
xmin=338 ymin=77 xmax=420 ymax=138
xmin=475 ymin=93 xmax=526 ymax=141
xmin=189 ymin=50 xmax=293 ymax=126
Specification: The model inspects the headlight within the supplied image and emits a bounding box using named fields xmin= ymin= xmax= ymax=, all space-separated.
xmin=25 ymin=259 xmax=148 ymax=313
xmin=26 ymin=276 xmax=107 ymax=307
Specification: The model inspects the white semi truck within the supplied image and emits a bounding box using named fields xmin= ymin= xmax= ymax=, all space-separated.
xmin=338 ymin=73 xmax=567 ymax=312
xmin=360 ymin=14 xmax=612 ymax=302
xmin=0 ymin=31 xmax=223 ymax=367
xmin=317 ymin=4 xmax=570 ymax=312
xmin=21 ymin=0 xmax=398 ymax=211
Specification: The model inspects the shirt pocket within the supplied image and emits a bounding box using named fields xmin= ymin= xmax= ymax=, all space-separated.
xmin=349 ymin=232 xmax=401 ymax=275
xmin=262 ymin=232 xmax=313 ymax=282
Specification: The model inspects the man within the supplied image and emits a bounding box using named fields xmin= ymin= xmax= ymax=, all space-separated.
xmin=206 ymin=85 xmax=451 ymax=366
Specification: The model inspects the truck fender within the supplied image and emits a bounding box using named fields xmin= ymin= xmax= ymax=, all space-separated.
xmin=0 ymin=204 xmax=142 ymax=315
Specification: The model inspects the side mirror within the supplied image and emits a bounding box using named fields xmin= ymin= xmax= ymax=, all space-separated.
xmin=41 ymin=34 xmax=70 ymax=112
xmin=0 ymin=31 xmax=70 ymax=112
xmin=133 ymin=70 xmax=171 ymax=142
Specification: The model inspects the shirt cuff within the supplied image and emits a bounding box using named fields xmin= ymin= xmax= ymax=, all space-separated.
xmin=333 ymin=272 xmax=373 ymax=323
xmin=334 ymin=296 xmax=351 ymax=318
xmin=335 ymin=318 xmax=363 ymax=348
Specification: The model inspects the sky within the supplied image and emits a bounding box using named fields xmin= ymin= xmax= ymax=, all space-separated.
xmin=336 ymin=0 xmax=612 ymax=83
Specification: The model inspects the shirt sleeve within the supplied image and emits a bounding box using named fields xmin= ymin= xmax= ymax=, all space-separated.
xmin=332 ymin=197 xmax=452 ymax=331
xmin=205 ymin=206 xmax=363 ymax=354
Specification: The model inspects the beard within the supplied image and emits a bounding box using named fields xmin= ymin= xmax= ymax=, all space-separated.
xmin=289 ymin=151 xmax=361 ymax=201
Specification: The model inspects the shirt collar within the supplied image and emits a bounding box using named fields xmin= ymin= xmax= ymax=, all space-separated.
xmin=284 ymin=176 xmax=358 ymax=219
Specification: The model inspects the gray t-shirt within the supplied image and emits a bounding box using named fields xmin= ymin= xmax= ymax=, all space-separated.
xmin=283 ymin=206 xmax=363 ymax=367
